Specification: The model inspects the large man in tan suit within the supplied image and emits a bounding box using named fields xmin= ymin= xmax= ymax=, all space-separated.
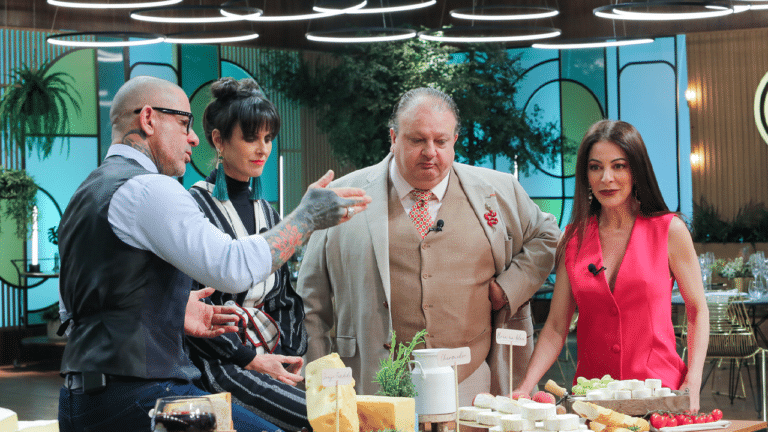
xmin=298 ymin=88 xmax=559 ymax=402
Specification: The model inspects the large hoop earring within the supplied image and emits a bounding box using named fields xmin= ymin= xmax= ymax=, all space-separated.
xmin=212 ymin=149 xmax=229 ymax=201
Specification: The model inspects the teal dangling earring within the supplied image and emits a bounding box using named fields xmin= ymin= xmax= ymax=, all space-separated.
xmin=249 ymin=176 xmax=261 ymax=200
xmin=212 ymin=149 xmax=229 ymax=201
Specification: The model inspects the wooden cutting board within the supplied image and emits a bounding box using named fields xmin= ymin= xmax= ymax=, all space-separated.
xmin=564 ymin=394 xmax=689 ymax=416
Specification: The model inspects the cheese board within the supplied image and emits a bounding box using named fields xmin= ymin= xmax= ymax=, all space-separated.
xmin=563 ymin=392 xmax=689 ymax=416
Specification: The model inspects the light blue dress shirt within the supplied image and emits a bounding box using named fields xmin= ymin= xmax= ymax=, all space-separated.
xmin=106 ymin=144 xmax=272 ymax=293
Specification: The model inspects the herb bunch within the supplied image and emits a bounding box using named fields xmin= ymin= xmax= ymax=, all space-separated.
xmin=374 ymin=329 xmax=427 ymax=398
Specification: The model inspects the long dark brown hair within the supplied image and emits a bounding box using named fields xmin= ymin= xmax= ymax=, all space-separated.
xmin=556 ymin=119 xmax=672 ymax=262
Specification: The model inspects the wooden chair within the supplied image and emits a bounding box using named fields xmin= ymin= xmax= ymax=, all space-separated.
xmin=681 ymin=298 xmax=767 ymax=420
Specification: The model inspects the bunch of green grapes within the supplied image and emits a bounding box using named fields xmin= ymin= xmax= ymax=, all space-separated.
xmin=571 ymin=374 xmax=614 ymax=395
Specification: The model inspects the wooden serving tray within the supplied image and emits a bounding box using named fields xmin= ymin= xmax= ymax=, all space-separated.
xmin=563 ymin=393 xmax=689 ymax=416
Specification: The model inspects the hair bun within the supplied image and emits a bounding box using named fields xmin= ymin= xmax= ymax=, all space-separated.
xmin=210 ymin=77 xmax=239 ymax=100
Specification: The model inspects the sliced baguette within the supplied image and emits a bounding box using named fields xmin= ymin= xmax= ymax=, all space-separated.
xmin=572 ymin=401 xmax=649 ymax=431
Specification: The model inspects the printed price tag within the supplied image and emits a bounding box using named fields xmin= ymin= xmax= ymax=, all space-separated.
xmin=437 ymin=347 xmax=471 ymax=367
xmin=496 ymin=328 xmax=527 ymax=346
xmin=322 ymin=368 xmax=353 ymax=387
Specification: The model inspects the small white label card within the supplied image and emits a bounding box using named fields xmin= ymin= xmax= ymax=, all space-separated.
xmin=496 ymin=328 xmax=527 ymax=346
xmin=322 ymin=367 xmax=353 ymax=387
xmin=437 ymin=347 xmax=471 ymax=367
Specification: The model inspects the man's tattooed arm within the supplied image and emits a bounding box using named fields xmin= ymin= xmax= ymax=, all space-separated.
xmin=262 ymin=188 xmax=356 ymax=274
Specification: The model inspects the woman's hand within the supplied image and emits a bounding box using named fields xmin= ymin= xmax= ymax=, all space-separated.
xmin=245 ymin=354 xmax=305 ymax=386
xmin=679 ymin=378 xmax=700 ymax=413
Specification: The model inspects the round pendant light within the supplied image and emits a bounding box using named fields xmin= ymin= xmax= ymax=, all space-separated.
xmin=594 ymin=2 xmax=735 ymax=21
xmin=418 ymin=26 xmax=561 ymax=43
xmin=532 ymin=36 xmax=655 ymax=49
xmin=47 ymin=31 xmax=165 ymax=47
xmin=306 ymin=27 xmax=417 ymax=43
xmin=164 ymin=30 xmax=259 ymax=45
xmin=450 ymin=5 xmax=559 ymax=21
xmin=46 ymin=0 xmax=180 ymax=9
xmin=131 ymin=5 xmax=262 ymax=24
xmin=314 ymin=0 xmax=436 ymax=14
xmin=221 ymin=0 xmax=366 ymax=21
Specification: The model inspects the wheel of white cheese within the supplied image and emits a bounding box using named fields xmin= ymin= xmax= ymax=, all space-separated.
xmin=606 ymin=381 xmax=623 ymax=391
xmin=631 ymin=388 xmax=652 ymax=398
xmin=500 ymin=415 xmax=535 ymax=432
xmin=626 ymin=379 xmax=645 ymax=391
xmin=543 ymin=414 xmax=580 ymax=431
xmin=520 ymin=402 xmax=556 ymax=421
xmin=459 ymin=406 xmax=491 ymax=421
xmin=490 ymin=426 xmax=504 ymax=432
xmin=655 ymin=387 xmax=672 ymax=396
xmin=585 ymin=390 xmax=605 ymax=400
xmin=496 ymin=397 xmax=520 ymax=414
xmin=478 ymin=411 xmax=504 ymax=426
xmin=645 ymin=378 xmax=662 ymax=390
xmin=614 ymin=390 xmax=632 ymax=400
xmin=474 ymin=393 xmax=497 ymax=409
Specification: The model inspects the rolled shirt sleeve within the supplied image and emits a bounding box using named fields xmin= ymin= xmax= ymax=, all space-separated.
xmin=109 ymin=173 xmax=272 ymax=293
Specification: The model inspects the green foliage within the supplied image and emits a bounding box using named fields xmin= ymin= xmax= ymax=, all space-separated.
xmin=0 ymin=166 xmax=38 ymax=238
xmin=374 ymin=329 xmax=427 ymax=398
xmin=692 ymin=197 xmax=768 ymax=243
xmin=259 ymin=40 xmax=565 ymax=171
xmin=0 ymin=61 xmax=82 ymax=159
xmin=40 ymin=302 xmax=60 ymax=321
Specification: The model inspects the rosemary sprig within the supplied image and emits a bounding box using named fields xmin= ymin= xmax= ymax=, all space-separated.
xmin=374 ymin=329 xmax=428 ymax=398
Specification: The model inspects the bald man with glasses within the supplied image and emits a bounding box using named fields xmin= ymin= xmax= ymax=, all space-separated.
xmin=57 ymin=76 xmax=370 ymax=432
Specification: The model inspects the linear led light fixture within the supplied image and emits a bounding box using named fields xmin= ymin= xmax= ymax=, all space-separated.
xmin=594 ymin=2 xmax=734 ymax=20
xmin=314 ymin=0 xmax=435 ymax=14
xmin=47 ymin=31 xmax=165 ymax=47
xmin=533 ymin=37 xmax=655 ymax=49
xmin=131 ymin=5 xmax=262 ymax=23
xmin=306 ymin=27 xmax=417 ymax=43
xmin=47 ymin=0 xmax=180 ymax=9
xmin=222 ymin=0 xmax=366 ymax=21
xmin=450 ymin=5 xmax=559 ymax=21
xmin=418 ymin=26 xmax=561 ymax=43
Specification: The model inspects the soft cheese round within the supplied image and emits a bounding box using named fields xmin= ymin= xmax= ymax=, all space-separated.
xmin=626 ymin=380 xmax=645 ymax=391
xmin=474 ymin=393 xmax=497 ymax=409
xmin=500 ymin=415 xmax=535 ymax=432
xmin=655 ymin=387 xmax=672 ymax=397
xmin=614 ymin=390 xmax=632 ymax=400
xmin=606 ymin=381 xmax=623 ymax=391
xmin=585 ymin=390 xmax=605 ymax=400
xmin=496 ymin=397 xmax=520 ymax=414
xmin=645 ymin=378 xmax=662 ymax=390
xmin=478 ymin=411 xmax=504 ymax=426
xmin=543 ymin=414 xmax=580 ymax=431
xmin=520 ymin=402 xmax=556 ymax=421
xmin=459 ymin=406 xmax=491 ymax=421
xmin=632 ymin=388 xmax=652 ymax=398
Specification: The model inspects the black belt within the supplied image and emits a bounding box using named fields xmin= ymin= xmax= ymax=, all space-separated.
xmin=64 ymin=372 xmax=147 ymax=393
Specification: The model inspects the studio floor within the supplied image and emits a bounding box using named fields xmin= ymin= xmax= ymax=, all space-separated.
xmin=0 ymin=334 xmax=766 ymax=424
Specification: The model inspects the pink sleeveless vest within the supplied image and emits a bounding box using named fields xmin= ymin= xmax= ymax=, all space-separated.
xmin=565 ymin=213 xmax=686 ymax=389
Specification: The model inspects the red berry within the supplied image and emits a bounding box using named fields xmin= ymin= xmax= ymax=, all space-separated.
xmin=711 ymin=409 xmax=723 ymax=421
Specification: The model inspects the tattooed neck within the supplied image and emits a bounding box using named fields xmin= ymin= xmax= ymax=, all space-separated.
xmin=121 ymin=130 xmax=156 ymax=165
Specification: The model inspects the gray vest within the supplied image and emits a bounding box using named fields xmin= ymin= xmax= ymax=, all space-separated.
xmin=59 ymin=155 xmax=198 ymax=380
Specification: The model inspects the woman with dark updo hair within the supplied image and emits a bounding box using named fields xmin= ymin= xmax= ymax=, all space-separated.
xmin=184 ymin=77 xmax=311 ymax=431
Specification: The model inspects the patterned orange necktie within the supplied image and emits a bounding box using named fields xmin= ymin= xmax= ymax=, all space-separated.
xmin=409 ymin=189 xmax=433 ymax=239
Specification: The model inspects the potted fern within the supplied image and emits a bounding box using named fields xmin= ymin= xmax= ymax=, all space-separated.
xmin=0 ymin=166 xmax=38 ymax=238
xmin=0 ymin=61 xmax=81 ymax=159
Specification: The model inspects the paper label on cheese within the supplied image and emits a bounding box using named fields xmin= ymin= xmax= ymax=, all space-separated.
xmin=306 ymin=354 xmax=359 ymax=432
xmin=322 ymin=368 xmax=353 ymax=387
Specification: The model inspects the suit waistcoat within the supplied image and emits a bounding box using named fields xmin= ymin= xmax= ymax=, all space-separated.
xmin=58 ymin=155 xmax=198 ymax=380
xmin=565 ymin=213 xmax=685 ymax=388
xmin=388 ymin=171 xmax=495 ymax=382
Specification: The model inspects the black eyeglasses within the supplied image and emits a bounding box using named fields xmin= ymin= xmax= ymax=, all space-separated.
xmin=133 ymin=107 xmax=194 ymax=135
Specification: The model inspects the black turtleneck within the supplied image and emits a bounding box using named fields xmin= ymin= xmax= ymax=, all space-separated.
xmin=205 ymin=171 xmax=256 ymax=235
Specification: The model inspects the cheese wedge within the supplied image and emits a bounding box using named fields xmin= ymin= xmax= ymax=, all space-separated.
xmin=0 ymin=408 xmax=18 ymax=432
xmin=356 ymin=395 xmax=415 ymax=432
xmin=306 ymin=353 xmax=359 ymax=432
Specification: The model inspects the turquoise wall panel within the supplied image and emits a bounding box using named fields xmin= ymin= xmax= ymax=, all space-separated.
xmin=24 ymin=137 xmax=99 ymax=311
xmin=180 ymin=44 xmax=219 ymax=97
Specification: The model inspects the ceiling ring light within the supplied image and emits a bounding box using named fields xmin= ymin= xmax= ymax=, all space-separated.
xmin=314 ymin=0 xmax=435 ymax=14
xmin=306 ymin=27 xmax=417 ymax=43
xmin=418 ymin=26 xmax=561 ymax=43
xmin=164 ymin=30 xmax=259 ymax=45
xmin=46 ymin=0 xmax=180 ymax=9
xmin=532 ymin=36 xmax=655 ymax=49
xmin=220 ymin=0 xmax=366 ymax=21
xmin=450 ymin=5 xmax=559 ymax=21
xmin=47 ymin=31 xmax=165 ymax=47
xmin=594 ymin=2 xmax=735 ymax=21
xmin=131 ymin=5 xmax=262 ymax=24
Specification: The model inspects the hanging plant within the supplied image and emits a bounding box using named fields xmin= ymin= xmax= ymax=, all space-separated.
xmin=0 ymin=166 xmax=38 ymax=238
xmin=0 ymin=61 xmax=82 ymax=159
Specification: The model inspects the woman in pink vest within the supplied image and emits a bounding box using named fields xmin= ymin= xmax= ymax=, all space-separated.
xmin=513 ymin=120 xmax=709 ymax=411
